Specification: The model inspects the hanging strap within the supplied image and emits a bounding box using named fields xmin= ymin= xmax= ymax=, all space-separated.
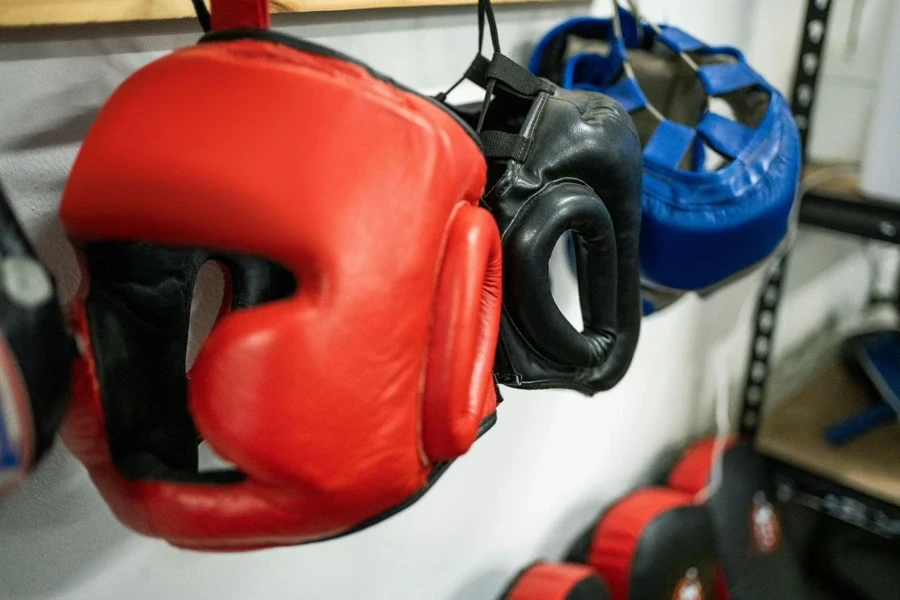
xmin=192 ymin=0 xmax=211 ymax=32
xmin=436 ymin=0 xmax=501 ymax=101
xmin=209 ymin=0 xmax=270 ymax=31
xmin=484 ymin=53 xmax=553 ymax=99
xmin=437 ymin=0 xmax=549 ymax=101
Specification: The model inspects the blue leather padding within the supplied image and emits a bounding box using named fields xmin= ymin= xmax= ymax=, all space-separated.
xmin=697 ymin=112 xmax=758 ymax=159
xmin=0 ymin=398 xmax=20 ymax=468
xmin=528 ymin=17 xmax=653 ymax=75
xmin=640 ymin=92 xmax=800 ymax=290
xmin=616 ymin=6 xmax=643 ymax=47
xmin=643 ymin=120 xmax=696 ymax=170
xmin=533 ymin=14 xmax=801 ymax=290
xmin=528 ymin=17 xmax=613 ymax=74
xmin=572 ymin=76 xmax=648 ymax=112
xmin=699 ymin=62 xmax=760 ymax=96
xmin=658 ymin=26 xmax=705 ymax=52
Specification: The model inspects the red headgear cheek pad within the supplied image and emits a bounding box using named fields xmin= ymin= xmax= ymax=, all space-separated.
xmin=60 ymin=26 xmax=501 ymax=550
xmin=568 ymin=488 xmax=717 ymax=600
xmin=499 ymin=563 xmax=611 ymax=600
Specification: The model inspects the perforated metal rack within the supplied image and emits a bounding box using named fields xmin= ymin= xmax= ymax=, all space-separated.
xmin=742 ymin=0 xmax=900 ymax=538
xmin=739 ymin=0 xmax=836 ymax=437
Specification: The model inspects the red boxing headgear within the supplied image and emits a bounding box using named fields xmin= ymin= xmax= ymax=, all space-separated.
xmin=60 ymin=0 xmax=502 ymax=550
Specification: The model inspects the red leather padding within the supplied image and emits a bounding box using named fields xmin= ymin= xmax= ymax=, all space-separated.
xmin=60 ymin=38 xmax=494 ymax=549
xmin=587 ymin=488 xmax=695 ymax=600
xmin=505 ymin=563 xmax=603 ymax=600
xmin=667 ymin=436 xmax=738 ymax=496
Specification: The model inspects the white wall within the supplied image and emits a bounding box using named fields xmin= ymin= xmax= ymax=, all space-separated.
xmin=744 ymin=0 xmax=895 ymax=164
xmin=0 ymin=2 xmax=875 ymax=599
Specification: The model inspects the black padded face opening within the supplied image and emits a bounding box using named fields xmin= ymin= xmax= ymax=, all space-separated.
xmin=83 ymin=241 xmax=296 ymax=484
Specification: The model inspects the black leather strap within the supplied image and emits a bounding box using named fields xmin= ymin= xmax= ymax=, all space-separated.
xmin=480 ymin=131 xmax=532 ymax=162
xmin=485 ymin=53 xmax=554 ymax=98
xmin=192 ymin=0 xmax=211 ymax=32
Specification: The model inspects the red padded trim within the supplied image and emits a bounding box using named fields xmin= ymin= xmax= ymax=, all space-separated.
xmin=60 ymin=40 xmax=489 ymax=549
xmin=587 ymin=488 xmax=694 ymax=600
xmin=211 ymin=0 xmax=269 ymax=30
xmin=714 ymin=565 xmax=731 ymax=600
xmin=667 ymin=436 xmax=739 ymax=496
xmin=507 ymin=563 xmax=597 ymax=600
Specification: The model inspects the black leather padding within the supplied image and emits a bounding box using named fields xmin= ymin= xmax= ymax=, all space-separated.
xmin=630 ymin=505 xmax=718 ymax=600
xmin=0 ymin=185 xmax=73 ymax=463
xmin=83 ymin=241 xmax=294 ymax=483
xmin=814 ymin=517 xmax=900 ymax=600
xmin=482 ymin=80 xmax=643 ymax=395
xmin=566 ymin=576 xmax=612 ymax=600
xmin=710 ymin=444 xmax=814 ymax=600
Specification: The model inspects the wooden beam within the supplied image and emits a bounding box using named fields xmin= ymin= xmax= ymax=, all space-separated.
xmin=0 ymin=0 xmax=563 ymax=28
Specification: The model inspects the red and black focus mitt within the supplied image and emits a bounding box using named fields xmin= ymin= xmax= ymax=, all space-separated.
xmin=0 ymin=183 xmax=72 ymax=495
xmin=567 ymin=487 xmax=717 ymax=600
xmin=499 ymin=563 xmax=611 ymax=600
xmin=60 ymin=0 xmax=502 ymax=550
xmin=668 ymin=438 xmax=812 ymax=600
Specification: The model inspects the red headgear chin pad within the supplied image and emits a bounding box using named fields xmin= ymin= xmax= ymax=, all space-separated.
xmin=576 ymin=488 xmax=717 ymax=600
xmin=60 ymin=33 xmax=499 ymax=549
xmin=501 ymin=563 xmax=611 ymax=600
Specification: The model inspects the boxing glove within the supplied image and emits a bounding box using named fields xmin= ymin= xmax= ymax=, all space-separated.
xmin=0 ymin=183 xmax=72 ymax=494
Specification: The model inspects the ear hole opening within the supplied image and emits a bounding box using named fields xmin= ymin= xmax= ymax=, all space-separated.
xmin=553 ymin=232 xmax=585 ymax=331
xmin=198 ymin=440 xmax=238 ymax=474
xmin=709 ymin=96 xmax=737 ymax=121
xmin=631 ymin=108 xmax=662 ymax=147
xmin=700 ymin=142 xmax=731 ymax=172
xmin=186 ymin=260 xmax=227 ymax=372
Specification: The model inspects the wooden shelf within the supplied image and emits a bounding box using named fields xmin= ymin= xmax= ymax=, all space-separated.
xmin=756 ymin=360 xmax=900 ymax=507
